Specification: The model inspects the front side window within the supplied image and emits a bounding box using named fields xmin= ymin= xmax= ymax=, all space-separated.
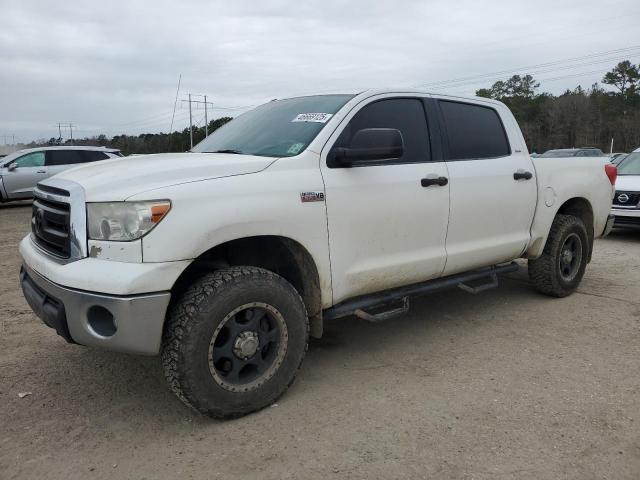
xmin=333 ymin=98 xmax=431 ymax=163
xmin=439 ymin=101 xmax=510 ymax=160
xmin=14 ymin=151 xmax=45 ymax=168
xmin=618 ymin=153 xmax=640 ymax=175
xmin=192 ymin=94 xmax=354 ymax=158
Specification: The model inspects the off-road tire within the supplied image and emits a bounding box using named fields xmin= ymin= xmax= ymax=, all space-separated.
xmin=528 ymin=214 xmax=589 ymax=297
xmin=161 ymin=266 xmax=309 ymax=419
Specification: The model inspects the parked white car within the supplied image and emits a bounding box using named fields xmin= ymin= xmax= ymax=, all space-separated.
xmin=611 ymin=151 xmax=640 ymax=228
xmin=19 ymin=90 xmax=615 ymax=418
xmin=0 ymin=146 xmax=121 ymax=202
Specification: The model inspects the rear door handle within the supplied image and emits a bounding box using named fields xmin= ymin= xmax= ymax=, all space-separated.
xmin=36 ymin=170 xmax=46 ymax=174
xmin=421 ymin=176 xmax=448 ymax=187
xmin=513 ymin=170 xmax=533 ymax=180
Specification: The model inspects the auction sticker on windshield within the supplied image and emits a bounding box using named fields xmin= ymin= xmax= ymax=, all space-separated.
xmin=287 ymin=143 xmax=305 ymax=155
xmin=292 ymin=113 xmax=333 ymax=123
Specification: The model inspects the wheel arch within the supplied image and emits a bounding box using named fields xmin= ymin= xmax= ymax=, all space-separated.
xmin=528 ymin=196 xmax=595 ymax=261
xmin=169 ymin=235 xmax=325 ymax=338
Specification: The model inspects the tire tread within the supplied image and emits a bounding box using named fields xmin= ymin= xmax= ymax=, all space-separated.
xmin=528 ymin=214 xmax=588 ymax=298
xmin=161 ymin=266 xmax=308 ymax=418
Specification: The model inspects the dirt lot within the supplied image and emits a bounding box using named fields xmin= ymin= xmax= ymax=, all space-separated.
xmin=1 ymin=203 xmax=639 ymax=480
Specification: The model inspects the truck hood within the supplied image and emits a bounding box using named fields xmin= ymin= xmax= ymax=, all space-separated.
xmin=615 ymin=175 xmax=640 ymax=191
xmin=52 ymin=153 xmax=277 ymax=201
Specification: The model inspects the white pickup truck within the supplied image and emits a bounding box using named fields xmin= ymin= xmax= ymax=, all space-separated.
xmin=19 ymin=90 xmax=616 ymax=418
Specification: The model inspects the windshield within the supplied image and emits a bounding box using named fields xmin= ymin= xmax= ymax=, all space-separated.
xmin=540 ymin=150 xmax=576 ymax=158
xmin=617 ymin=152 xmax=640 ymax=175
xmin=192 ymin=94 xmax=354 ymax=157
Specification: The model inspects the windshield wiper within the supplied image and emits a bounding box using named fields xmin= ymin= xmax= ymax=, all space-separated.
xmin=206 ymin=149 xmax=244 ymax=154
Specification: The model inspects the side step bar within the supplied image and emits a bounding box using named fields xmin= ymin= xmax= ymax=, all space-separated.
xmin=323 ymin=262 xmax=519 ymax=322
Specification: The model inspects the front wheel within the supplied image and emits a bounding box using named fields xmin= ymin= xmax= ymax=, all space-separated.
xmin=528 ymin=214 xmax=590 ymax=297
xmin=162 ymin=266 xmax=309 ymax=418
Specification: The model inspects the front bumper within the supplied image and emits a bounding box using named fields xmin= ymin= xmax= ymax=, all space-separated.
xmin=20 ymin=264 xmax=171 ymax=355
xmin=611 ymin=208 xmax=640 ymax=229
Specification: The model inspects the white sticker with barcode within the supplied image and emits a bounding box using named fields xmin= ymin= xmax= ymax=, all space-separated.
xmin=292 ymin=113 xmax=333 ymax=123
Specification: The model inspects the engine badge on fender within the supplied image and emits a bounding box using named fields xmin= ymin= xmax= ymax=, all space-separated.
xmin=300 ymin=191 xmax=325 ymax=203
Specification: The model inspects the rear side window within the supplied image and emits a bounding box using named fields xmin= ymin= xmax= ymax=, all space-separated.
xmin=583 ymin=150 xmax=602 ymax=157
xmin=82 ymin=151 xmax=110 ymax=162
xmin=439 ymin=101 xmax=510 ymax=160
xmin=334 ymin=98 xmax=431 ymax=163
xmin=47 ymin=150 xmax=108 ymax=166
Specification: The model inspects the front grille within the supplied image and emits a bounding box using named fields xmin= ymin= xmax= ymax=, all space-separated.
xmin=613 ymin=191 xmax=640 ymax=207
xmin=36 ymin=184 xmax=70 ymax=197
xmin=614 ymin=215 xmax=640 ymax=227
xmin=32 ymin=194 xmax=71 ymax=258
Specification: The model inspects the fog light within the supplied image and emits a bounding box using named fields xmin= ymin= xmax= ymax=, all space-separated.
xmin=87 ymin=305 xmax=117 ymax=337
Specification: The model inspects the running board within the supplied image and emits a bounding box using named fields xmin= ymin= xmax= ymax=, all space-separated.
xmin=323 ymin=262 xmax=519 ymax=322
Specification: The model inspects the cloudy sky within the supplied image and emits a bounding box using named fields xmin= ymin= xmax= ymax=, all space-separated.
xmin=1 ymin=0 xmax=639 ymax=143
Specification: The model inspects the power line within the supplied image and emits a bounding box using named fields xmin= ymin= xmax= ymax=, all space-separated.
xmin=412 ymin=45 xmax=640 ymax=89
xmin=435 ymin=56 xmax=640 ymax=94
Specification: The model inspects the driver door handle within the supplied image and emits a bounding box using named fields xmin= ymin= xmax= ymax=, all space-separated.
xmin=421 ymin=176 xmax=448 ymax=187
xmin=513 ymin=170 xmax=533 ymax=180
xmin=36 ymin=170 xmax=46 ymax=173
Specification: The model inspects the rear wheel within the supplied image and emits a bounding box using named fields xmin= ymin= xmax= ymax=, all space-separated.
xmin=162 ymin=266 xmax=308 ymax=418
xmin=528 ymin=214 xmax=590 ymax=297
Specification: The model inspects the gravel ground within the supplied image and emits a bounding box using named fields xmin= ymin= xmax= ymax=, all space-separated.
xmin=1 ymin=202 xmax=639 ymax=480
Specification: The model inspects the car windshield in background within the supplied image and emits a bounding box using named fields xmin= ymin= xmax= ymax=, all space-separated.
xmin=617 ymin=152 xmax=640 ymax=175
xmin=192 ymin=94 xmax=354 ymax=158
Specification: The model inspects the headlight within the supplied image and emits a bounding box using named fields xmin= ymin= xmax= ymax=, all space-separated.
xmin=87 ymin=201 xmax=171 ymax=241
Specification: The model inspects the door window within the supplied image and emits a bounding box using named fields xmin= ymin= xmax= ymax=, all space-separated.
xmin=82 ymin=151 xmax=110 ymax=162
xmin=47 ymin=150 xmax=89 ymax=166
xmin=439 ymin=101 xmax=510 ymax=160
xmin=13 ymin=152 xmax=45 ymax=168
xmin=334 ymin=98 xmax=431 ymax=164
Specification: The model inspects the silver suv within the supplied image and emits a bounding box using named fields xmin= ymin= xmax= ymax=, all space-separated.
xmin=0 ymin=146 xmax=121 ymax=202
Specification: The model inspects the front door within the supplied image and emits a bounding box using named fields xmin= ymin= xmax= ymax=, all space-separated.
xmin=321 ymin=96 xmax=450 ymax=304
xmin=3 ymin=151 xmax=47 ymax=199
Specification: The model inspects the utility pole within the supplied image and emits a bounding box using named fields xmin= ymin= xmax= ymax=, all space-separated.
xmin=188 ymin=93 xmax=193 ymax=149
xmin=56 ymin=123 xmax=74 ymax=144
xmin=181 ymin=94 xmax=214 ymax=149
xmin=204 ymin=95 xmax=208 ymax=137
xmin=168 ymin=74 xmax=182 ymax=151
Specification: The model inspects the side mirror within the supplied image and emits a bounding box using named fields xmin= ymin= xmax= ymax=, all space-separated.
xmin=7 ymin=163 xmax=17 ymax=172
xmin=329 ymin=128 xmax=404 ymax=167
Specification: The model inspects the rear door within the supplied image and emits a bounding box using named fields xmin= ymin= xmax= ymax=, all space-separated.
xmin=46 ymin=150 xmax=110 ymax=176
xmin=321 ymin=95 xmax=450 ymax=303
xmin=437 ymin=99 xmax=537 ymax=275
xmin=2 ymin=151 xmax=47 ymax=199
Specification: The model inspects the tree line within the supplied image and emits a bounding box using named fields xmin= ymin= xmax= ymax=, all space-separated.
xmin=21 ymin=60 xmax=640 ymax=155
xmin=35 ymin=117 xmax=233 ymax=156
xmin=476 ymin=60 xmax=640 ymax=153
